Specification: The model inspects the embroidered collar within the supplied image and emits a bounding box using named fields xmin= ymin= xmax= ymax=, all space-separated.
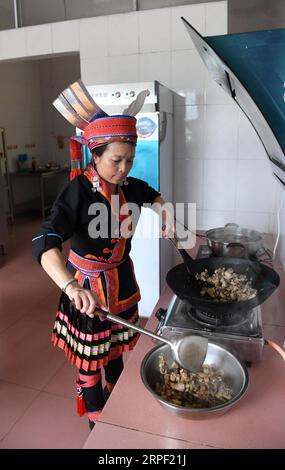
xmin=83 ymin=164 xmax=128 ymax=220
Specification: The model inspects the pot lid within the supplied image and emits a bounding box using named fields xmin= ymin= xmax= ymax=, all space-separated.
xmin=181 ymin=17 xmax=285 ymax=187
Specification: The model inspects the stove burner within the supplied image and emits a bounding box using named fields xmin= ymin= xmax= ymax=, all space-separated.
xmin=187 ymin=306 xmax=251 ymax=328
xmin=156 ymin=295 xmax=264 ymax=363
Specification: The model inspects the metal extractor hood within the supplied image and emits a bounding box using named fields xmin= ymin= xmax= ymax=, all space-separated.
xmin=182 ymin=17 xmax=285 ymax=187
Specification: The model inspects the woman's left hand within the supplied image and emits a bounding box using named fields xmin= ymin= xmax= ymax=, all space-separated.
xmin=152 ymin=196 xmax=175 ymax=239
xmin=161 ymin=208 xmax=175 ymax=239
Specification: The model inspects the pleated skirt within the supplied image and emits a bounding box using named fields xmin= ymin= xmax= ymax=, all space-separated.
xmin=51 ymin=293 xmax=140 ymax=372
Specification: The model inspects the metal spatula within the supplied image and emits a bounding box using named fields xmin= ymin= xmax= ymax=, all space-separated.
xmin=98 ymin=309 xmax=208 ymax=372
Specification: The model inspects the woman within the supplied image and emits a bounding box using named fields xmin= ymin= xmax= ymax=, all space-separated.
xmin=32 ymin=83 xmax=173 ymax=430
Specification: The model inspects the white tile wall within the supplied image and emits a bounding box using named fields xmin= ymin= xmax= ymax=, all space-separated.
xmin=196 ymin=210 xmax=204 ymax=230
xmin=108 ymin=54 xmax=139 ymax=83
xmin=79 ymin=16 xmax=109 ymax=59
xmin=52 ymin=20 xmax=79 ymax=54
xmin=202 ymin=210 xmax=236 ymax=230
xmin=174 ymin=159 xmax=204 ymax=210
xmin=0 ymin=28 xmax=27 ymax=59
xmin=205 ymin=1 xmax=228 ymax=36
xmin=237 ymin=111 xmax=268 ymax=160
xmin=266 ymin=178 xmax=285 ymax=260
xmin=139 ymin=9 xmax=171 ymax=53
xmin=236 ymin=159 xmax=276 ymax=213
xmin=171 ymin=4 xmax=205 ymax=51
xmin=203 ymin=159 xmax=237 ymax=211
xmin=139 ymin=52 xmax=171 ymax=88
xmin=171 ymin=49 xmax=206 ymax=105
xmin=235 ymin=211 xmax=271 ymax=233
xmin=279 ymin=203 xmax=285 ymax=269
xmin=80 ymin=57 xmax=110 ymax=85
xmin=109 ymin=12 xmax=139 ymax=56
xmin=204 ymin=104 xmax=238 ymax=159
xmin=174 ymin=105 xmax=205 ymax=159
xmin=25 ymin=24 xmax=52 ymax=57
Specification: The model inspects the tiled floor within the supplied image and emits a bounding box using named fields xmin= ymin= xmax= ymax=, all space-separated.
xmin=0 ymin=216 xmax=139 ymax=449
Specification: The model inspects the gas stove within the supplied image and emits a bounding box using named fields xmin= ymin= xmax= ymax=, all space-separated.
xmin=155 ymin=245 xmax=265 ymax=364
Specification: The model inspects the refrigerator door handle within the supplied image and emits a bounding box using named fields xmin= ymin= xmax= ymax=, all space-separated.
xmin=159 ymin=111 xmax=167 ymax=142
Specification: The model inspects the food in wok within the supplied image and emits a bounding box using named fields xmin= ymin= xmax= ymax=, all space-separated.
xmin=195 ymin=267 xmax=257 ymax=302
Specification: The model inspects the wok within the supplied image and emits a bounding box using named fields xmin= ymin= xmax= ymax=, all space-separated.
xmin=166 ymin=236 xmax=280 ymax=321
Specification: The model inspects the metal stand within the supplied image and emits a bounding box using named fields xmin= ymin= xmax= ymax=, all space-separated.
xmin=0 ymin=127 xmax=13 ymax=257
xmin=0 ymin=127 xmax=14 ymax=223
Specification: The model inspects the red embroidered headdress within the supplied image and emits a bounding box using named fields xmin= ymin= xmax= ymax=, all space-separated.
xmin=53 ymin=80 xmax=148 ymax=180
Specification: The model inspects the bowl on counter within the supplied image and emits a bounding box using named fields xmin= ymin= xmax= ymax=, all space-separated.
xmin=140 ymin=342 xmax=249 ymax=419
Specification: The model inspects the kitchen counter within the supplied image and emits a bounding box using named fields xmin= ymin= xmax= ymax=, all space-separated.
xmin=84 ymin=247 xmax=285 ymax=449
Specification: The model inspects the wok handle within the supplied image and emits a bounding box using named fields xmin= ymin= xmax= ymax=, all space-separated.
xmin=225 ymin=223 xmax=239 ymax=228
xmin=163 ymin=225 xmax=196 ymax=270
xmin=264 ymin=339 xmax=285 ymax=362
xmin=225 ymin=242 xmax=248 ymax=259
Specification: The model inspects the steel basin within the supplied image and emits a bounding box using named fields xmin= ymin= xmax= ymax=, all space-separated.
xmin=206 ymin=224 xmax=263 ymax=257
xmin=140 ymin=342 xmax=249 ymax=419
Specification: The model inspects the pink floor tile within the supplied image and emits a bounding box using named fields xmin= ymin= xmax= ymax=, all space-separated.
xmin=0 ymin=278 xmax=56 ymax=328
xmin=26 ymin=290 xmax=60 ymax=326
xmin=0 ymin=391 xmax=90 ymax=449
xmin=43 ymin=362 xmax=77 ymax=399
xmin=84 ymin=422 xmax=215 ymax=449
xmin=0 ymin=381 xmax=39 ymax=440
xmin=0 ymin=317 xmax=66 ymax=389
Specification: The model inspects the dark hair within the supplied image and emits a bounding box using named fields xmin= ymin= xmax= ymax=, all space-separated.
xmin=92 ymin=144 xmax=108 ymax=157
xmin=91 ymin=141 xmax=136 ymax=158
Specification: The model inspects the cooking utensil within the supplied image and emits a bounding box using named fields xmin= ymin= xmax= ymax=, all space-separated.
xmin=140 ymin=342 xmax=249 ymax=419
xmin=206 ymin=223 xmax=263 ymax=257
xmin=97 ymin=309 xmax=208 ymax=372
xmin=166 ymin=233 xmax=280 ymax=320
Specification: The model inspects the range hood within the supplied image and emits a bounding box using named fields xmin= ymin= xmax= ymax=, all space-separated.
xmin=182 ymin=17 xmax=285 ymax=187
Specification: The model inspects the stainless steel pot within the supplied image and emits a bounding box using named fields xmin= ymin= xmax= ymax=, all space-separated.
xmin=206 ymin=223 xmax=263 ymax=257
xmin=140 ymin=342 xmax=249 ymax=419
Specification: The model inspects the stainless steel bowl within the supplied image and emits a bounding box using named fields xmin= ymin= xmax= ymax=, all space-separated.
xmin=206 ymin=224 xmax=263 ymax=257
xmin=140 ymin=342 xmax=249 ymax=419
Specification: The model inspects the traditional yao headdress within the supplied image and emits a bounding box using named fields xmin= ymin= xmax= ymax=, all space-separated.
xmin=53 ymin=79 xmax=149 ymax=180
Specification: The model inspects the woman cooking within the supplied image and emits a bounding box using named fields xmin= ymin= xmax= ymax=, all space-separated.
xmin=32 ymin=81 xmax=173 ymax=430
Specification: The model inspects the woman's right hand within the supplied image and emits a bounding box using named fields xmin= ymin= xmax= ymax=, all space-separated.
xmin=65 ymin=282 xmax=107 ymax=319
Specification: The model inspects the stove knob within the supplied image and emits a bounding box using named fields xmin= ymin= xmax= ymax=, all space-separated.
xmin=155 ymin=308 xmax=166 ymax=321
xmin=115 ymin=91 xmax=121 ymax=98
xmin=129 ymin=90 xmax=135 ymax=97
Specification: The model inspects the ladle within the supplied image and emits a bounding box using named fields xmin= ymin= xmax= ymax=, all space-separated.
xmin=97 ymin=309 xmax=208 ymax=372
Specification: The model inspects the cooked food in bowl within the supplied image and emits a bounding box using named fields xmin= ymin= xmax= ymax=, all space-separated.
xmin=156 ymin=354 xmax=233 ymax=408
xmin=140 ymin=343 xmax=249 ymax=419
xmin=196 ymin=267 xmax=257 ymax=302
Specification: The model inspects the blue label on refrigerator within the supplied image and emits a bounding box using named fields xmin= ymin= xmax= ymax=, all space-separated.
xmin=130 ymin=140 xmax=159 ymax=191
xmin=130 ymin=113 xmax=159 ymax=191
